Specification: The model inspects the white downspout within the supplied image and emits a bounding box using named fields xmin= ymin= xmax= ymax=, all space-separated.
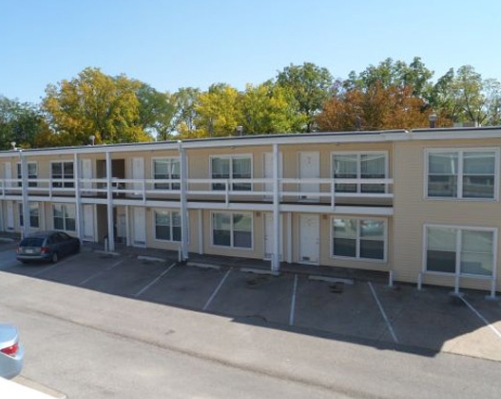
xmin=272 ymin=143 xmax=280 ymax=273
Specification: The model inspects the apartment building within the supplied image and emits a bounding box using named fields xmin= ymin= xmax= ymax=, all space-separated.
xmin=1 ymin=127 xmax=499 ymax=296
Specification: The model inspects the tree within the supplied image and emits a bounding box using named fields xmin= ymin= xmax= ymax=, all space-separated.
xmin=171 ymin=87 xmax=200 ymax=137
xmin=42 ymin=67 xmax=151 ymax=146
xmin=135 ymin=83 xmax=176 ymax=141
xmin=194 ymin=83 xmax=240 ymax=137
xmin=0 ymin=96 xmax=48 ymax=149
xmin=238 ymin=82 xmax=304 ymax=134
xmin=276 ymin=62 xmax=333 ymax=132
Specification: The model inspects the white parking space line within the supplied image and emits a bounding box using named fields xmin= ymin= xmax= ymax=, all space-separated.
xmin=368 ymin=282 xmax=399 ymax=344
xmin=460 ymin=296 xmax=501 ymax=341
xmin=79 ymin=258 xmax=126 ymax=286
xmin=31 ymin=258 xmax=72 ymax=277
xmin=134 ymin=262 xmax=177 ymax=298
xmin=203 ymin=269 xmax=232 ymax=311
xmin=289 ymin=274 xmax=298 ymax=326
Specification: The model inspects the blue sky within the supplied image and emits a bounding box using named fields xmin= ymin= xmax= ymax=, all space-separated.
xmin=2 ymin=0 xmax=501 ymax=103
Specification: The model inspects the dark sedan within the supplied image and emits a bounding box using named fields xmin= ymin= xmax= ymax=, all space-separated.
xmin=16 ymin=231 xmax=80 ymax=264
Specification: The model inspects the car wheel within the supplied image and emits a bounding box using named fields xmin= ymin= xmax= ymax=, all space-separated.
xmin=51 ymin=252 xmax=59 ymax=263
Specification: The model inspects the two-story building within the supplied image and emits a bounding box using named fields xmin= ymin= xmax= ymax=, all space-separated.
xmin=1 ymin=126 xmax=499 ymax=296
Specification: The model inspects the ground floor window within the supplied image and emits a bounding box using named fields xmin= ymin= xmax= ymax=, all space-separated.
xmin=154 ymin=210 xmax=182 ymax=242
xmin=53 ymin=204 xmax=76 ymax=231
xmin=19 ymin=202 xmax=39 ymax=228
xmin=332 ymin=218 xmax=385 ymax=260
xmin=425 ymin=225 xmax=495 ymax=277
xmin=212 ymin=212 xmax=252 ymax=249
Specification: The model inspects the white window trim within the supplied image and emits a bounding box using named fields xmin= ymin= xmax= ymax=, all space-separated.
xmin=422 ymin=223 xmax=498 ymax=279
xmin=330 ymin=216 xmax=388 ymax=263
xmin=424 ymin=147 xmax=500 ymax=202
xmin=210 ymin=211 xmax=254 ymax=250
xmin=50 ymin=160 xmax=75 ymax=187
xmin=209 ymin=154 xmax=253 ymax=191
xmin=331 ymin=151 xmax=389 ymax=193
xmin=18 ymin=202 xmax=40 ymax=228
xmin=152 ymin=209 xmax=185 ymax=243
xmin=151 ymin=156 xmax=181 ymax=190
xmin=52 ymin=203 xmax=76 ymax=232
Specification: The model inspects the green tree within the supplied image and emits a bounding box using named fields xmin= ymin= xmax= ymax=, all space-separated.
xmin=238 ymin=82 xmax=304 ymax=134
xmin=171 ymin=87 xmax=200 ymax=137
xmin=0 ymin=96 xmax=47 ymax=149
xmin=135 ymin=83 xmax=176 ymax=141
xmin=42 ymin=67 xmax=151 ymax=146
xmin=276 ymin=62 xmax=333 ymax=132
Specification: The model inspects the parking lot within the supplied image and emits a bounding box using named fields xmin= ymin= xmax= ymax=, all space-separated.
xmin=2 ymin=244 xmax=501 ymax=362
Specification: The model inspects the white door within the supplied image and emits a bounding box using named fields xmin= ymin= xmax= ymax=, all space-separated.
xmin=6 ymin=202 xmax=14 ymax=230
xmin=132 ymin=157 xmax=144 ymax=195
xmin=299 ymin=214 xmax=319 ymax=264
xmin=299 ymin=152 xmax=320 ymax=200
xmin=82 ymin=205 xmax=95 ymax=241
xmin=117 ymin=213 xmax=126 ymax=242
xmin=263 ymin=152 xmax=283 ymax=198
xmin=81 ymin=159 xmax=92 ymax=194
xmin=264 ymin=213 xmax=283 ymax=260
xmin=4 ymin=162 xmax=12 ymax=189
xmin=133 ymin=207 xmax=146 ymax=246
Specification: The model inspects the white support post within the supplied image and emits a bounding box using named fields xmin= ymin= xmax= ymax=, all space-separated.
xmin=20 ymin=151 xmax=30 ymax=238
xmin=178 ymin=141 xmax=189 ymax=261
xmin=106 ymin=151 xmax=115 ymax=251
xmin=388 ymin=270 xmax=394 ymax=288
xmin=125 ymin=205 xmax=130 ymax=246
xmin=225 ymin=179 xmax=230 ymax=206
xmin=74 ymin=153 xmax=82 ymax=243
xmin=454 ymin=274 xmax=460 ymax=295
xmin=286 ymin=212 xmax=292 ymax=264
xmin=198 ymin=209 xmax=203 ymax=255
xmin=417 ymin=272 xmax=423 ymax=291
xmin=331 ymin=180 xmax=336 ymax=211
xmin=271 ymin=143 xmax=280 ymax=273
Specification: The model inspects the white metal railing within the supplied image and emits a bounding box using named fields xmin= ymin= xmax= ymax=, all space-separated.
xmin=0 ymin=176 xmax=394 ymax=206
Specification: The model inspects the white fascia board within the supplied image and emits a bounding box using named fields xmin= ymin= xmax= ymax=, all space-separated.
xmin=281 ymin=204 xmax=394 ymax=215
xmin=186 ymin=202 xmax=273 ymax=211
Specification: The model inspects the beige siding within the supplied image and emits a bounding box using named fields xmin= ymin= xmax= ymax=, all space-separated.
xmin=393 ymin=138 xmax=501 ymax=291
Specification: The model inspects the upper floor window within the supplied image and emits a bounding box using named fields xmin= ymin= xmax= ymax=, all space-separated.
xmin=17 ymin=162 xmax=38 ymax=187
xmin=426 ymin=149 xmax=498 ymax=200
xmin=51 ymin=161 xmax=74 ymax=188
xmin=211 ymin=155 xmax=252 ymax=191
xmin=425 ymin=225 xmax=495 ymax=277
xmin=153 ymin=158 xmax=180 ymax=190
xmin=332 ymin=152 xmax=387 ymax=193
xmin=332 ymin=218 xmax=386 ymax=261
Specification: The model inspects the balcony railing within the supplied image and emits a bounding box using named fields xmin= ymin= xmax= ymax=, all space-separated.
xmin=0 ymin=177 xmax=394 ymax=207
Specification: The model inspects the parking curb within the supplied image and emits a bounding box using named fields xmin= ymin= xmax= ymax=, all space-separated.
xmin=13 ymin=376 xmax=67 ymax=398
xmin=187 ymin=262 xmax=221 ymax=270
xmin=308 ymin=275 xmax=354 ymax=285
xmin=93 ymin=250 xmax=120 ymax=257
xmin=241 ymin=267 xmax=280 ymax=276
xmin=137 ymin=255 xmax=167 ymax=263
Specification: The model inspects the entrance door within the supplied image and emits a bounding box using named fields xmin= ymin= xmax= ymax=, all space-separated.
xmin=264 ymin=213 xmax=283 ymax=260
xmin=4 ymin=162 xmax=12 ymax=189
xmin=82 ymin=204 xmax=95 ymax=241
xmin=299 ymin=214 xmax=319 ymax=264
xmin=263 ymin=152 xmax=283 ymax=198
xmin=299 ymin=152 xmax=320 ymax=200
xmin=132 ymin=157 xmax=144 ymax=195
xmin=133 ymin=207 xmax=146 ymax=247
xmin=6 ymin=202 xmax=14 ymax=230
xmin=81 ymin=159 xmax=92 ymax=195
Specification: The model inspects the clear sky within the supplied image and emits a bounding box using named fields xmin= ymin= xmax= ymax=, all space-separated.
xmin=2 ymin=0 xmax=500 ymax=104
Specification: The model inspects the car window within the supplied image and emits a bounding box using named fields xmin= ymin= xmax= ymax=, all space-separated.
xmin=58 ymin=232 xmax=70 ymax=241
xmin=20 ymin=237 xmax=44 ymax=247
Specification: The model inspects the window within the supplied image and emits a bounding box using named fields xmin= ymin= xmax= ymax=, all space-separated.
xmin=153 ymin=158 xmax=180 ymax=190
xmin=332 ymin=152 xmax=387 ymax=193
xmin=53 ymin=204 xmax=76 ymax=231
xmin=211 ymin=156 xmax=252 ymax=191
xmin=425 ymin=226 xmax=495 ymax=277
xmin=154 ymin=210 xmax=182 ymax=242
xmin=332 ymin=218 xmax=385 ymax=260
xmin=212 ymin=212 xmax=252 ymax=249
xmin=17 ymin=162 xmax=37 ymax=187
xmin=427 ymin=149 xmax=497 ymax=199
xmin=19 ymin=203 xmax=39 ymax=228
xmin=51 ymin=161 xmax=74 ymax=188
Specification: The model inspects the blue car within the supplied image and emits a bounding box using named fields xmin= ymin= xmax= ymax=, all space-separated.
xmin=16 ymin=231 xmax=80 ymax=264
xmin=0 ymin=324 xmax=24 ymax=379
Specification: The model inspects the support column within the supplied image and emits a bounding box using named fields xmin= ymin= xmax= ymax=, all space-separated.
xmin=106 ymin=151 xmax=115 ymax=251
xmin=178 ymin=141 xmax=189 ymax=261
xmin=20 ymin=151 xmax=30 ymax=238
xmin=271 ymin=144 xmax=280 ymax=273
xmin=74 ymin=153 xmax=82 ymax=242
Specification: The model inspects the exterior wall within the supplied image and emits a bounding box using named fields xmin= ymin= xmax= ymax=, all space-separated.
xmin=393 ymin=138 xmax=501 ymax=291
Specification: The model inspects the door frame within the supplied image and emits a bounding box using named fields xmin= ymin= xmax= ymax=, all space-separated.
xmin=299 ymin=213 xmax=320 ymax=264
xmin=298 ymin=151 xmax=320 ymax=201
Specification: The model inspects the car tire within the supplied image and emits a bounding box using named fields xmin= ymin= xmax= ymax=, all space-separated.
xmin=51 ymin=252 xmax=59 ymax=263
